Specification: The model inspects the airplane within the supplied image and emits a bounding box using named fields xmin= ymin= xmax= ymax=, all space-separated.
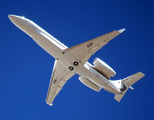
xmin=9 ymin=14 xmax=145 ymax=106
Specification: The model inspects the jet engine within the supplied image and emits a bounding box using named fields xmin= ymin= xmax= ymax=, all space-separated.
xmin=79 ymin=76 xmax=101 ymax=92
xmin=93 ymin=58 xmax=116 ymax=79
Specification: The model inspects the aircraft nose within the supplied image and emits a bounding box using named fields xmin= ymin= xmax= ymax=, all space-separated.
xmin=8 ymin=14 xmax=25 ymax=25
xmin=9 ymin=14 xmax=21 ymax=21
xmin=8 ymin=14 xmax=15 ymax=20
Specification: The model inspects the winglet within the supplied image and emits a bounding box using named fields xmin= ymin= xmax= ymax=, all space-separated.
xmin=49 ymin=103 xmax=53 ymax=106
xmin=118 ymin=28 xmax=126 ymax=33
xmin=129 ymin=86 xmax=134 ymax=90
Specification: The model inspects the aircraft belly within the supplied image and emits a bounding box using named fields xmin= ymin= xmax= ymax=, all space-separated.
xmin=32 ymin=33 xmax=62 ymax=58
xmin=103 ymin=86 xmax=119 ymax=94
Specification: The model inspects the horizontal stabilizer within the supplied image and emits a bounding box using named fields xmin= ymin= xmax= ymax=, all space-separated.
xmin=114 ymin=72 xmax=145 ymax=102
xmin=114 ymin=89 xmax=127 ymax=102
xmin=122 ymin=72 xmax=145 ymax=87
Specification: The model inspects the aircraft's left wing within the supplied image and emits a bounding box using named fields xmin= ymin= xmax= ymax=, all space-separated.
xmin=65 ymin=29 xmax=125 ymax=64
xmin=46 ymin=60 xmax=75 ymax=106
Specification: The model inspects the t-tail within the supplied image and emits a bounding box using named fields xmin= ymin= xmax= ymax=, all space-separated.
xmin=112 ymin=72 xmax=145 ymax=102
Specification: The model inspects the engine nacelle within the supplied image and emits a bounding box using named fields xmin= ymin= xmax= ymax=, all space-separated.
xmin=79 ymin=76 xmax=101 ymax=92
xmin=93 ymin=58 xmax=116 ymax=79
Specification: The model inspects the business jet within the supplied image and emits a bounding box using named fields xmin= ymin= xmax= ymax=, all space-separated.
xmin=9 ymin=14 xmax=145 ymax=106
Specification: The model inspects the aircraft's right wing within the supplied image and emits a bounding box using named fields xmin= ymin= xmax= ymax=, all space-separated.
xmin=46 ymin=60 xmax=75 ymax=106
xmin=65 ymin=29 xmax=125 ymax=64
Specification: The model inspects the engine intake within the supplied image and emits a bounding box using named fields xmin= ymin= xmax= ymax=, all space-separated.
xmin=93 ymin=58 xmax=116 ymax=79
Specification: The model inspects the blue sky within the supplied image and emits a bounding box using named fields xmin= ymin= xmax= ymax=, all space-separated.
xmin=0 ymin=0 xmax=154 ymax=120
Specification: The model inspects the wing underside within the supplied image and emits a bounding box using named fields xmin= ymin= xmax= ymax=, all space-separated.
xmin=65 ymin=29 xmax=125 ymax=64
xmin=46 ymin=60 xmax=74 ymax=106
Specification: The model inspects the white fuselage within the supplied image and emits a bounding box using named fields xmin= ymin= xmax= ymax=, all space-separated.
xmin=9 ymin=15 xmax=121 ymax=94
